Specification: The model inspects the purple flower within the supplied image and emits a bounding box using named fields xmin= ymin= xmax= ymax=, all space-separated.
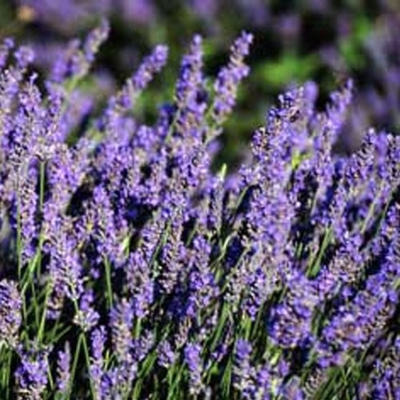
xmin=157 ymin=340 xmax=176 ymax=368
xmin=73 ymin=288 xmax=100 ymax=332
xmin=124 ymin=250 xmax=154 ymax=318
xmin=174 ymin=35 xmax=207 ymax=136
xmin=15 ymin=347 xmax=49 ymax=400
xmin=89 ymin=326 xmax=107 ymax=400
xmin=109 ymin=297 xmax=134 ymax=363
xmin=156 ymin=212 xmax=186 ymax=295
xmin=50 ymin=20 xmax=109 ymax=83
xmin=131 ymin=45 xmax=168 ymax=92
xmin=0 ymin=279 xmax=22 ymax=349
xmin=0 ymin=19 xmax=400 ymax=398
xmin=268 ymin=272 xmax=320 ymax=350
xmin=184 ymin=342 xmax=204 ymax=396
xmin=211 ymin=31 xmax=253 ymax=131
xmin=233 ymin=339 xmax=254 ymax=397
xmin=56 ymin=342 xmax=71 ymax=396
xmin=14 ymin=46 xmax=35 ymax=69
xmin=45 ymin=215 xmax=83 ymax=317
xmin=368 ymin=336 xmax=400 ymax=399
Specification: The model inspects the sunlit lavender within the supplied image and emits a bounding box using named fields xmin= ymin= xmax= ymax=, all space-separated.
xmin=0 ymin=21 xmax=399 ymax=399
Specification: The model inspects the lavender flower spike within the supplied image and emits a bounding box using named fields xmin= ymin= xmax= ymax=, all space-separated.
xmin=89 ymin=326 xmax=107 ymax=400
xmin=0 ymin=279 xmax=22 ymax=350
xmin=184 ymin=342 xmax=204 ymax=396
xmin=56 ymin=342 xmax=71 ymax=396
xmin=211 ymin=31 xmax=253 ymax=130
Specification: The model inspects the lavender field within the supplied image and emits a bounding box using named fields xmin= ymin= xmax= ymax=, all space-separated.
xmin=0 ymin=2 xmax=400 ymax=400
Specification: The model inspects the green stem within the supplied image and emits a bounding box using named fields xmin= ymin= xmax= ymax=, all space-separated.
xmin=69 ymin=334 xmax=83 ymax=395
xmin=37 ymin=160 xmax=46 ymax=278
xmin=16 ymin=190 xmax=22 ymax=282
xmin=81 ymin=334 xmax=96 ymax=400
xmin=307 ymin=228 xmax=332 ymax=278
xmin=104 ymin=257 xmax=113 ymax=310
xmin=0 ymin=346 xmax=12 ymax=400
xmin=134 ymin=318 xmax=142 ymax=339
xmin=37 ymin=281 xmax=51 ymax=345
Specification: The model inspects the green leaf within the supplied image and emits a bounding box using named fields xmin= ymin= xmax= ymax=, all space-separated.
xmin=256 ymin=54 xmax=318 ymax=89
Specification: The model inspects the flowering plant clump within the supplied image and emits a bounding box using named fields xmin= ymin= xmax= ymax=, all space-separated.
xmin=11 ymin=0 xmax=400 ymax=145
xmin=0 ymin=22 xmax=399 ymax=399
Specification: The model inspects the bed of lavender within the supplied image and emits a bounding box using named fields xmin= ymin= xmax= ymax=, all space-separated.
xmin=7 ymin=0 xmax=400 ymax=155
xmin=0 ymin=21 xmax=399 ymax=399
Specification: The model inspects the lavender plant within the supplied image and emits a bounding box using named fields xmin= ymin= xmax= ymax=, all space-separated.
xmin=0 ymin=23 xmax=399 ymax=400
xmin=7 ymin=0 xmax=400 ymax=161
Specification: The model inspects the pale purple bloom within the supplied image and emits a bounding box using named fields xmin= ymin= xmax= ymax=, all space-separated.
xmin=15 ymin=348 xmax=49 ymax=400
xmin=89 ymin=326 xmax=107 ymax=400
xmin=157 ymin=340 xmax=176 ymax=368
xmin=109 ymin=297 xmax=134 ymax=363
xmin=56 ymin=342 xmax=71 ymax=396
xmin=0 ymin=279 xmax=21 ymax=349
xmin=212 ymin=31 xmax=253 ymax=130
xmin=73 ymin=288 xmax=100 ymax=332
xmin=233 ymin=339 xmax=254 ymax=397
xmin=184 ymin=342 xmax=204 ymax=396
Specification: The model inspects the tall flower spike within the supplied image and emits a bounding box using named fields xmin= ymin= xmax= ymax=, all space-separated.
xmin=93 ymin=44 xmax=168 ymax=196
xmin=107 ymin=43 xmax=168 ymax=115
xmin=45 ymin=215 xmax=83 ymax=318
xmin=174 ymin=34 xmax=207 ymax=139
xmin=184 ymin=342 xmax=204 ymax=396
xmin=211 ymin=31 xmax=253 ymax=134
xmin=56 ymin=342 xmax=71 ymax=396
xmin=132 ymin=45 xmax=168 ymax=91
xmin=89 ymin=326 xmax=107 ymax=400
xmin=0 ymin=279 xmax=22 ymax=349
xmin=17 ymin=163 xmax=39 ymax=264
xmin=125 ymin=250 xmax=154 ymax=318
xmin=109 ymin=297 xmax=134 ymax=364
xmin=50 ymin=19 xmax=109 ymax=83
xmin=233 ymin=339 xmax=255 ymax=397
xmin=156 ymin=211 xmax=185 ymax=295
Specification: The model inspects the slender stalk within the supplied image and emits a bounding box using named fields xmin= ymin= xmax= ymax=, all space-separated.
xmin=104 ymin=257 xmax=113 ymax=310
